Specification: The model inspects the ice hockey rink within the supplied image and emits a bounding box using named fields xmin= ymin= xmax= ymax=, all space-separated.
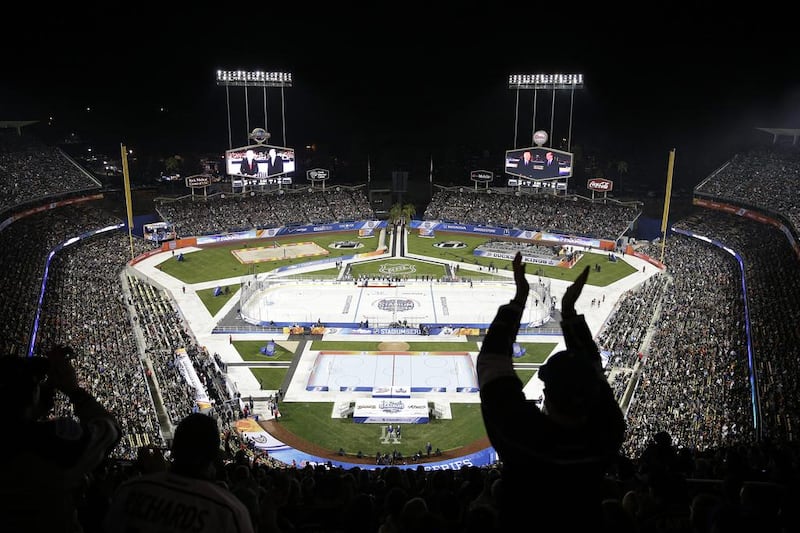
xmin=239 ymin=277 xmax=553 ymax=329
xmin=305 ymin=350 xmax=479 ymax=393
xmin=130 ymin=242 xmax=660 ymax=408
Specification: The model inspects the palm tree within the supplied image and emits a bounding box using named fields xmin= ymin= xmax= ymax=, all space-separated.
xmin=389 ymin=203 xmax=403 ymax=226
xmin=164 ymin=155 xmax=183 ymax=175
xmin=401 ymin=203 xmax=416 ymax=224
xmin=388 ymin=202 xmax=416 ymax=226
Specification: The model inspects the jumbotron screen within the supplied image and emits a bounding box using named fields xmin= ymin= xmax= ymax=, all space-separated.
xmin=505 ymin=146 xmax=573 ymax=180
xmin=225 ymin=144 xmax=295 ymax=179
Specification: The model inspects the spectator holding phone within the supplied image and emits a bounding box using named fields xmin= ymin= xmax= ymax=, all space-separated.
xmin=0 ymin=346 xmax=122 ymax=533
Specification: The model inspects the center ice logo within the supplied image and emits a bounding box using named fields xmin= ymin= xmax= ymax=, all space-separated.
xmin=376 ymin=298 xmax=417 ymax=312
xmin=379 ymin=263 xmax=416 ymax=275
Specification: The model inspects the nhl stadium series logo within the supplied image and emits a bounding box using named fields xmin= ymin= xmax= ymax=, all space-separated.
xmin=376 ymin=298 xmax=417 ymax=312
xmin=379 ymin=400 xmax=405 ymax=413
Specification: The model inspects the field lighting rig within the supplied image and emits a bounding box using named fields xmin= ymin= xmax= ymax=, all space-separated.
xmin=216 ymin=69 xmax=293 ymax=150
xmin=216 ymin=70 xmax=293 ymax=87
xmin=508 ymin=73 xmax=583 ymax=90
xmin=509 ymin=73 xmax=584 ymax=151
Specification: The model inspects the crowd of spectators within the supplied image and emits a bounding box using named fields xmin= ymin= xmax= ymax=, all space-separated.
xmin=595 ymin=272 xmax=668 ymax=402
xmin=694 ymin=145 xmax=800 ymax=234
xmin=0 ymin=129 xmax=100 ymax=213
xmin=0 ymin=195 xmax=260 ymax=462
xmin=66 ymin=436 xmax=800 ymax=532
xmin=125 ymin=274 xmax=239 ymax=428
xmin=155 ymin=187 xmax=374 ymax=237
xmin=673 ymin=211 xmax=800 ymax=445
xmin=423 ymin=188 xmax=641 ymax=241
xmin=33 ymin=231 xmax=162 ymax=459
xmin=3 ymin=133 xmax=800 ymax=531
xmin=0 ymin=201 xmax=126 ymax=358
xmin=624 ymin=235 xmax=753 ymax=456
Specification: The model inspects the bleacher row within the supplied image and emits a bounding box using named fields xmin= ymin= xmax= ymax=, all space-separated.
xmin=0 ymin=129 xmax=100 ymax=212
xmin=155 ymin=187 xmax=374 ymax=237
xmin=2 ymin=129 xmax=800 ymax=531
xmin=154 ymin=186 xmax=640 ymax=243
xmin=695 ymin=146 xmax=800 ymax=232
xmin=423 ymin=188 xmax=640 ymax=241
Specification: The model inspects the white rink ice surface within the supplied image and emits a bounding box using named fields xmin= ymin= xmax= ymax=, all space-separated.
xmin=130 ymin=243 xmax=661 ymax=409
xmin=305 ymin=351 xmax=478 ymax=393
xmin=240 ymin=280 xmax=551 ymax=327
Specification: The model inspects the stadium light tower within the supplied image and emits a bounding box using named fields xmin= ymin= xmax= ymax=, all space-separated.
xmin=508 ymin=73 xmax=584 ymax=151
xmin=216 ymin=70 xmax=293 ymax=149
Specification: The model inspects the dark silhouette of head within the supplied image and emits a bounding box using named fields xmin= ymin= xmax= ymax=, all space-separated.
xmin=0 ymin=356 xmax=52 ymax=419
xmin=538 ymin=350 xmax=602 ymax=417
xmin=170 ymin=413 xmax=220 ymax=478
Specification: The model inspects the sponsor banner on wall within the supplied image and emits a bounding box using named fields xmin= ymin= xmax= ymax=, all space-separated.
xmin=587 ymin=178 xmax=613 ymax=192
xmin=473 ymin=249 xmax=562 ymax=266
xmin=353 ymin=398 xmax=430 ymax=424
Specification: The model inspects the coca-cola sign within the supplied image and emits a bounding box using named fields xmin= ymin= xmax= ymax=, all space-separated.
xmin=587 ymin=178 xmax=613 ymax=192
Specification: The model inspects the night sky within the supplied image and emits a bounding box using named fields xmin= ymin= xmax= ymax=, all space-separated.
xmin=3 ymin=9 xmax=799 ymax=193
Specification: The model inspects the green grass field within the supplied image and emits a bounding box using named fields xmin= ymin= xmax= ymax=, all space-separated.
xmin=160 ymin=228 xmax=636 ymax=460
xmin=235 ymin=340 xmax=295 ymax=361
xmin=158 ymin=232 xmax=384 ymax=284
xmin=159 ymin=230 xmax=635 ymax=287
xmin=407 ymin=232 xmax=636 ymax=286
xmin=278 ymin=401 xmax=488 ymax=459
xmin=197 ymin=284 xmax=240 ymax=316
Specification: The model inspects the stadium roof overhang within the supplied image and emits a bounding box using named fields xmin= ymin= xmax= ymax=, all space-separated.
xmin=0 ymin=120 xmax=39 ymax=129
xmin=0 ymin=120 xmax=39 ymax=136
xmin=756 ymin=127 xmax=800 ymax=145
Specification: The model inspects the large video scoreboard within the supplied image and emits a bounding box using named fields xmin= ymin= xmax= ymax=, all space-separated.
xmin=225 ymin=143 xmax=295 ymax=184
xmin=505 ymin=146 xmax=573 ymax=181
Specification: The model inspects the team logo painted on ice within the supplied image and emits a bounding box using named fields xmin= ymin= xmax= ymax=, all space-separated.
xmin=378 ymin=263 xmax=417 ymax=275
xmin=375 ymin=298 xmax=418 ymax=312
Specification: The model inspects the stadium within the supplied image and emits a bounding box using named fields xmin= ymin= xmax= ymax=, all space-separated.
xmin=125 ymin=218 xmax=655 ymax=470
xmin=2 ymin=61 xmax=800 ymax=532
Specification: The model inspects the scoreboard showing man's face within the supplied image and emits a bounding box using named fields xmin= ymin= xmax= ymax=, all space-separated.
xmin=225 ymin=144 xmax=295 ymax=179
xmin=504 ymin=146 xmax=573 ymax=180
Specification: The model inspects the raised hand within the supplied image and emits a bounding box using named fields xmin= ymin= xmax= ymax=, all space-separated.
xmin=45 ymin=345 xmax=80 ymax=395
xmin=561 ymin=265 xmax=590 ymax=318
xmin=511 ymin=252 xmax=529 ymax=305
